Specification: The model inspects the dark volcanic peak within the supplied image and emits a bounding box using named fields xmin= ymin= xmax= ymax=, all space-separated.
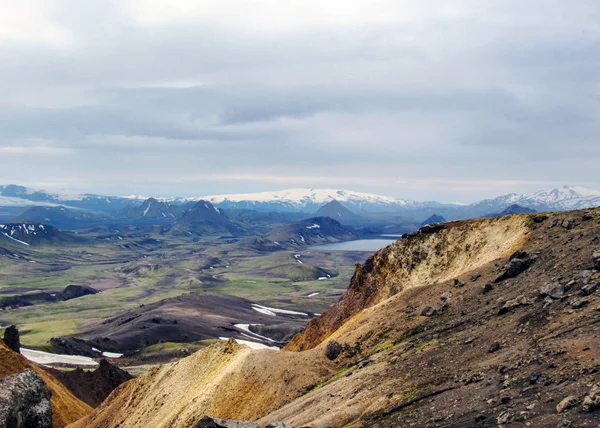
xmin=0 ymin=222 xmax=78 ymax=246
xmin=121 ymin=197 xmax=181 ymax=220
xmin=485 ymin=204 xmax=537 ymax=218
xmin=314 ymin=199 xmax=359 ymax=222
xmin=265 ymin=216 xmax=359 ymax=248
xmin=499 ymin=204 xmax=536 ymax=215
xmin=166 ymin=200 xmax=248 ymax=237
xmin=421 ymin=213 xmax=446 ymax=226
xmin=45 ymin=359 xmax=133 ymax=407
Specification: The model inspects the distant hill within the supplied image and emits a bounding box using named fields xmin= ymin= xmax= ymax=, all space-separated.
xmin=16 ymin=206 xmax=106 ymax=229
xmin=313 ymin=200 xmax=359 ymax=223
xmin=485 ymin=204 xmax=536 ymax=218
xmin=421 ymin=214 xmax=446 ymax=226
xmin=164 ymin=200 xmax=247 ymax=237
xmin=262 ymin=216 xmax=359 ymax=249
xmin=118 ymin=198 xmax=181 ymax=221
xmin=0 ymin=223 xmax=80 ymax=246
xmin=0 ymin=184 xmax=138 ymax=213
xmin=73 ymin=293 xmax=311 ymax=352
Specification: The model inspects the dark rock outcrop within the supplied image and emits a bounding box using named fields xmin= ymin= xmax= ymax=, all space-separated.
xmin=0 ymin=369 xmax=53 ymax=428
xmin=45 ymin=359 xmax=133 ymax=407
xmin=61 ymin=285 xmax=98 ymax=300
xmin=593 ymin=251 xmax=600 ymax=271
xmin=494 ymin=257 xmax=535 ymax=283
xmin=325 ymin=340 xmax=342 ymax=360
xmin=193 ymin=416 xmax=258 ymax=428
xmin=3 ymin=325 xmax=20 ymax=353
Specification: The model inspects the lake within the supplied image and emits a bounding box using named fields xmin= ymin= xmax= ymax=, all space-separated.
xmin=310 ymin=238 xmax=399 ymax=252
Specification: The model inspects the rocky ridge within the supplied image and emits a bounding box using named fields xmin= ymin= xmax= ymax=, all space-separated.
xmin=69 ymin=208 xmax=600 ymax=427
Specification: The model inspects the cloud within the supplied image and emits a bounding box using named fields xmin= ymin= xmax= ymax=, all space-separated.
xmin=0 ymin=0 xmax=598 ymax=201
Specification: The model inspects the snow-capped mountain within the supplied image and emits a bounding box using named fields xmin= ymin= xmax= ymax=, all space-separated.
xmin=1 ymin=184 xmax=599 ymax=217
xmin=197 ymin=189 xmax=419 ymax=212
xmin=0 ymin=185 xmax=138 ymax=213
xmin=468 ymin=186 xmax=600 ymax=214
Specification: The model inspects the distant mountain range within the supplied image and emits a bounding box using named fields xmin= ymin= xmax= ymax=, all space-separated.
xmin=191 ymin=186 xmax=600 ymax=215
xmin=1 ymin=184 xmax=599 ymax=219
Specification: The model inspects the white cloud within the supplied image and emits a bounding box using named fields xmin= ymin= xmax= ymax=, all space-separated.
xmin=0 ymin=0 xmax=598 ymax=200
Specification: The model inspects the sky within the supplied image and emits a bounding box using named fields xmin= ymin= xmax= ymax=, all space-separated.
xmin=0 ymin=0 xmax=599 ymax=203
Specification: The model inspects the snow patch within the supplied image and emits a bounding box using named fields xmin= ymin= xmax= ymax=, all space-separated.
xmin=21 ymin=348 xmax=99 ymax=366
xmin=1 ymin=232 xmax=30 ymax=246
xmin=251 ymin=304 xmax=308 ymax=317
xmin=218 ymin=337 xmax=279 ymax=350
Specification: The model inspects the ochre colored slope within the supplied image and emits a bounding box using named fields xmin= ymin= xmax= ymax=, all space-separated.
xmin=69 ymin=339 xmax=334 ymax=428
xmin=0 ymin=340 xmax=92 ymax=427
xmin=286 ymin=214 xmax=530 ymax=351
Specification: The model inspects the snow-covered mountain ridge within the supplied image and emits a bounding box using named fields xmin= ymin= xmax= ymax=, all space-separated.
xmin=2 ymin=184 xmax=600 ymax=215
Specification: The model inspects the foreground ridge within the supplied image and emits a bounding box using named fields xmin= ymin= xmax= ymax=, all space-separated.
xmin=71 ymin=209 xmax=600 ymax=427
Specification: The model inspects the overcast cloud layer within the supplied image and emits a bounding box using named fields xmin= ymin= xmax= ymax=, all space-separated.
xmin=1 ymin=0 xmax=599 ymax=202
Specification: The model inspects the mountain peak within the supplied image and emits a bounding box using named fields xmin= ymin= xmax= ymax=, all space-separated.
xmin=314 ymin=199 xmax=359 ymax=222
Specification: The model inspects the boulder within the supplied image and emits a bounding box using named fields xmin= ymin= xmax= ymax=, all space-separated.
xmin=494 ymin=258 xmax=534 ymax=283
xmin=531 ymin=215 xmax=548 ymax=223
xmin=539 ymin=283 xmax=567 ymax=300
xmin=581 ymin=282 xmax=599 ymax=296
xmin=453 ymin=279 xmax=465 ymax=288
xmin=325 ymin=340 xmax=342 ymax=360
xmin=420 ymin=306 xmax=438 ymax=317
xmin=556 ymin=395 xmax=577 ymax=413
xmin=582 ymin=386 xmax=600 ymax=413
xmin=193 ymin=416 xmax=259 ymax=428
xmin=496 ymin=410 xmax=512 ymax=425
xmin=498 ymin=296 xmax=533 ymax=315
xmin=0 ymin=369 xmax=53 ymax=428
xmin=488 ymin=341 xmax=501 ymax=353
xmin=569 ymin=298 xmax=589 ymax=309
xmin=3 ymin=325 xmax=21 ymax=353
xmin=593 ymin=251 xmax=600 ymax=271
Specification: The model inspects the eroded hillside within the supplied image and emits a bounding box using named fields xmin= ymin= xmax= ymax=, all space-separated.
xmin=70 ymin=209 xmax=600 ymax=427
xmin=287 ymin=214 xmax=530 ymax=350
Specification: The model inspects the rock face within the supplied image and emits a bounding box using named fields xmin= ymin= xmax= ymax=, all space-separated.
xmin=0 ymin=369 xmax=53 ymax=428
xmin=45 ymin=359 xmax=133 ymax=407
xmin=3 ymin=325 xmax=20 ymax=353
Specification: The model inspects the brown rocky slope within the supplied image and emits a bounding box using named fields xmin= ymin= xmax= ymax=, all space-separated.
xmin=71 ymin=209 xmax=600 ymax=427
xmin=0 ymin=339 xmax=92 ymax=427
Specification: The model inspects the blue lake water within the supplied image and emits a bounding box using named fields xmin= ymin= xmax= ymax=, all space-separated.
xmin=310 ymin=238 xmax=399 ymax=252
